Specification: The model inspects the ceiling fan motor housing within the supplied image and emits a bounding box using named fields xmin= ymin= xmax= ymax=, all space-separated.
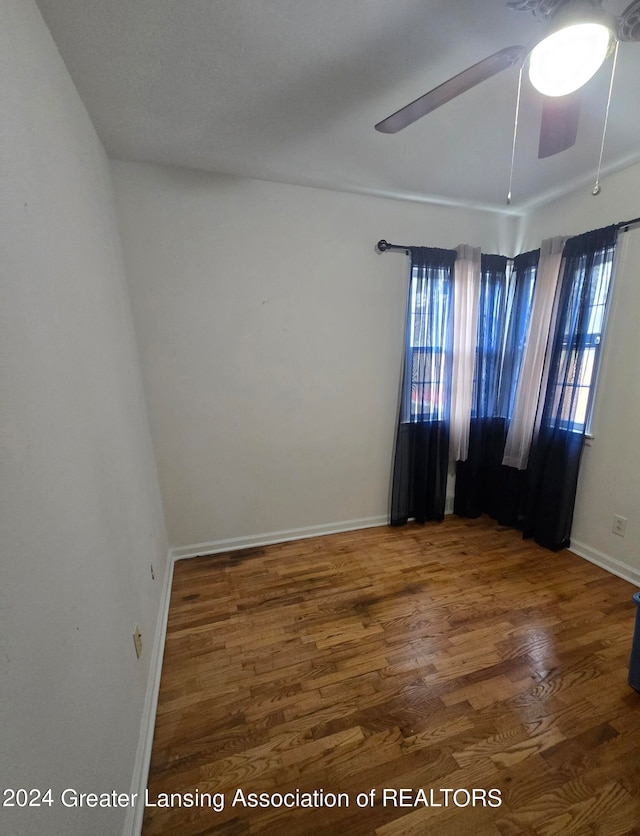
xmin=619 ymin=0 xmax=640 ymax=40
xmin=543 ymin=0 xmax=617 ymax=45
xmin=527 ymin=0 xmax=618 ymax=97
xmin=509 ymin=0 xmax=640 ymax=40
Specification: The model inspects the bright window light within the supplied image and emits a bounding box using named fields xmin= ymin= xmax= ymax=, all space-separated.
xmin=529 ymin=22 xmax=613 ymax=97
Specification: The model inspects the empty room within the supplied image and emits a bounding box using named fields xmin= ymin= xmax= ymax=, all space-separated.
xmin=3 ymin=1 xmax=640 ymax=834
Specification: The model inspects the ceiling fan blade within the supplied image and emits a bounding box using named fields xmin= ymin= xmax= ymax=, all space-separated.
xmin=537 ymin=90 xmax=581 ymax=158
xmin=375 ymin=45 xmax=527 ymax=134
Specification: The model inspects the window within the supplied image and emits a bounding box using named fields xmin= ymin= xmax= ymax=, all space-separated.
xmin=470 ymin=256 xmax=510 ymax=419
xmin=470 ymin=253 xmax=536 ymax=422
xmin=406 ymin=263 xmax=453 ymax=422
xmin=545 ymin=237 xmax=615 ymax=433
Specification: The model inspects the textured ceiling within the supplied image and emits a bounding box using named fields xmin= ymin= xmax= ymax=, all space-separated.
xmin=34 ymin=0 xmax=640 ymax=213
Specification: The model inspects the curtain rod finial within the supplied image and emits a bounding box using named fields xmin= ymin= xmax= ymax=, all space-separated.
xmin=376 ymin=239 xmax=389 ymax=253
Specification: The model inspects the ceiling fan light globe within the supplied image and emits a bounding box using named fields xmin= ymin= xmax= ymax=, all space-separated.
xmin=528 ymin=22 xmax=613 ymax=97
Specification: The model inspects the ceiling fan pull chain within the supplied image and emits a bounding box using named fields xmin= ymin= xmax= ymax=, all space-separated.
xmin=507 ymin=65 xmax=524 ymax=205
xmin=593 ymin=39 xmax=619 ymax=196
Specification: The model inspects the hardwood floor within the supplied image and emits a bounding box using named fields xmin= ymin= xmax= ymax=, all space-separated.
xmin=143 ymin=516 xmax=640 ymax=835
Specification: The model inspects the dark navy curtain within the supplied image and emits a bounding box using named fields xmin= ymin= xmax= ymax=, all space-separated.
xmin=391 ymin=247 xmax=456 ymax=525
xmin=454 ymin=250 xmax=538 ymax=521
xmin=523 ymin=226 xmax=618 ymax=550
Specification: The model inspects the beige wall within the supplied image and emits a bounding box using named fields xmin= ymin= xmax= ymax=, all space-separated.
xmin=111 ymin=162 xmax=511 ymax=550
xmin=517 ymin=161 xmax=640 ymax=249
xmin=0 ymin=3 xmax=168 ymax=834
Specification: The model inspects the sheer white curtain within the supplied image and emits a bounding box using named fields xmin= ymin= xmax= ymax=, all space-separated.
xmin=502 ymin=236 xmax=567 ymax=469
xmin=450 ymin=244 xmax=481 ymax=462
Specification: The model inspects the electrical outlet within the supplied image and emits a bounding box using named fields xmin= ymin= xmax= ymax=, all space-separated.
xmin=133 ymin=625 xmax=143 ymax=659
xmin=612 ymin=515 xmax=627 ymax=537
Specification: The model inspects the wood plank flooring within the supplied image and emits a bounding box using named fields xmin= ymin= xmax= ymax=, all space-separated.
xmin=143 ymin=516 xmax=640 ymax=835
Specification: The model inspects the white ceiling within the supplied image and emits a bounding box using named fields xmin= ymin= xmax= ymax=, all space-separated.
xmin=34 ymin=0 xmax=640 ymax=213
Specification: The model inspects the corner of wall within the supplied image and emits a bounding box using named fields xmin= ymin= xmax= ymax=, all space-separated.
xmin=569 ymin=540 xmax=640 ymax=589
xmin=122 ymin=551 xmax=175 ymax=836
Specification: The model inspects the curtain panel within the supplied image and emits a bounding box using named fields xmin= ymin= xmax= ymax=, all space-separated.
xmin=503 ymin=237 xmax=567 ymax=470
xmin=391 ymin=247 xmax=456 ymax=525
xmin=453 ymin=251 xmax=536 ymax=521
xmin=523 ymin=225 xmax=618 ymax=550
xmin=450 ymin=245 xmax=481 ymax=462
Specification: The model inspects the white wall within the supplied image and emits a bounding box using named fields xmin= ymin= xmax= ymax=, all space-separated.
xmin=0 ymin=3 xmax=168 ymax=835
xmin=111 ymin=162 xmax=510 ymax=550
xmin=520 ymin=164 xmax=640 ymax=584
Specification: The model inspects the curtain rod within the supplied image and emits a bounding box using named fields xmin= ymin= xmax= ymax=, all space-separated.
xmin=377 ymin=217 xmax=640 ymax=256
xmin=376 ymin=239 xmax=411 ymax=255
xmin=616 ymin=215 xmax=640 ymax=232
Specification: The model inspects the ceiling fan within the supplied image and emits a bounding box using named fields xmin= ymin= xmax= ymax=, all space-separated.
xmin=375 ymin=0 xmax=640 ymax=159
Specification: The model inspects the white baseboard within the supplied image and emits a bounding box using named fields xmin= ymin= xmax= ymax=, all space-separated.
xmin=122 ymin=553 xmax=175 ymax=836
xmin=569 ymin=539 xmax=640 ymax=588
xmin=170 ymin=515 xmax=389 ymax=561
